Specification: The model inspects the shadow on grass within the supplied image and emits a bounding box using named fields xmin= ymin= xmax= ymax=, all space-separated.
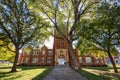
xmin=17 ymin=65 xmax=47 ymax=70
xmin=78 ymin=69 xmax=111 ymax=80
xmin=84 ymin=67 xmax=120 ymax=71
xmin=0 ymin=66 xmax=12 ymax=69
xmin=0 ymin=72 xmax=11 ymax=77
xmin=31 ymin=67 xmax=53 ymax=80
xmin=0 ymin=65 xmax=53 ymax=80
xmin=0 ymin=72 xmax=23 ymax=80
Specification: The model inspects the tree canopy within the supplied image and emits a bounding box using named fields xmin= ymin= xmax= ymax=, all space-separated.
xmin=0 ymin=0 xmax=51 ymax=72
xmin=76 ymin=1 xmax=120 ymax=73
xmin=28 ymin=0 xmax=100 ymax=69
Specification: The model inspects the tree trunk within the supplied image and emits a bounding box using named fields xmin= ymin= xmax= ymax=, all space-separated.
xmin=10 ymin=47 xmax=19 ymax=72
xmin=68 ymin=43 xmax=79 ymax=70
xmin=107 ymin=51 xmax=118 ymax=73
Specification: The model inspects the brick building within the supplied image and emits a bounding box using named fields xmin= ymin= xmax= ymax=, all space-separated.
xmin=18 ymin=30 xmax=106 ymax=67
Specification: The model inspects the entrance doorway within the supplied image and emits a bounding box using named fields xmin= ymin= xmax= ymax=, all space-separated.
xmin=55 ymin=49 xmax=69 ymax=66
xmin=58 ymin=58 xmax=66 ymax=65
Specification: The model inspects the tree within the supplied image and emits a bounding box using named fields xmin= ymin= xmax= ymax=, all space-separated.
xmin=29 ymin=0 xmax=100 ymax=69
xmin=0 ymin=47 xmax=15 ymax=62
xmin=0 ymin=40 xmax=15 ymax=62
xmin=0 ymin=0 xmax=50 ymax=72
xmin=22 ymin=45 xmax=33 ymax=54
xmin=77 ymin=2 xmax=120 ymax=73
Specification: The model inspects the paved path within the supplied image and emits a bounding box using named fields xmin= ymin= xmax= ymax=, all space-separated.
xmin=43 ymin=65 xmax=88 ymax=80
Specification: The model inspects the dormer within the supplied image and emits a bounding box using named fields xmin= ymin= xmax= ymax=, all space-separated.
xmin=41 ymin=45 xmax=48 ymax=55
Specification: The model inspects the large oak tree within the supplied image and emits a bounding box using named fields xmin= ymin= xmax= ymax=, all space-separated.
xmin=29 ymin=0 xmax=100 ymax=69
xmin=0 ymin=0 xmax=50 ymax=72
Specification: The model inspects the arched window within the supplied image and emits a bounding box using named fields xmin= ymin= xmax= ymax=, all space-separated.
xmin=42 ymin=50 xmax=45 ymax=55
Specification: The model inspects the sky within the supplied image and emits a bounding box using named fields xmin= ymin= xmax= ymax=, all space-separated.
xmin=44 ymin=36 xmax=54 ymax=49
xmin=19 ymin=36 xmax=54 ymax=53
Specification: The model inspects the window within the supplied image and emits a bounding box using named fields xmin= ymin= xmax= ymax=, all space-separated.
xmin=36 ymin=51 xmax=38 ymax=54
xmin=79 ymin=57 xmax=82 ymax=63
xmin=48 ymin=51 xmax=52 ymax=55
xmin=32 ymin=58 xmax=38 ymax=63
xmin=41 ymin=57 xmax=45 ymax=63
xmin=33 ymin=51 xmax=35 ymax=54
xmin=109 ymin=0 xmax=116 ymax=1
xmin=22 ymin=58 xmax=24 ymax=63
xmin=60 ymin=40 xmax=64 ymax=48
xmin=25 ymin=58 xmax=28 ymax=63
xmin=85 ymin=57 xmax=92 ymax=63
xmin=115 ymin=59 xmax=120 ymax=63
xmin=96 ymin=58 xmax=99 ymax=63
xmin=113 ymin=2 xmax=117 ymax=6
xmin=47 ymin=57 xmax=52 ymax=63
xmin=33 ymin=51 xmax=38 ymax=55
xmin=42 ymin=50 xmax=45 ymax=55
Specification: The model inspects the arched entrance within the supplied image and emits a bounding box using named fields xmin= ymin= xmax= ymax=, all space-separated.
xmin=55 ymin=49 xmax=69 ymax=66
xmin=58 ymin=54 xmax=66 ymax=65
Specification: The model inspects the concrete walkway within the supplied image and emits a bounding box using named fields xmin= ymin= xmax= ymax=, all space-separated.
xmin=43 ymin=65 xmax=88 ymax=80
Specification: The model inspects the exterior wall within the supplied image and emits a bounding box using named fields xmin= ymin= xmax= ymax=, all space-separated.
xmin=53 ymin=30 xmax=69 ymax=66
xmin=18 ymin=30 xmax=107 ymax=67
xmin=105 ymin=56 xmax=120 ymax=64
xmin=18 ymin=39 xmax=107 ymax=67
xmin=55 ymin=49 xmax=69 ymax=65
xmin=79 ymin=56 xmax=106 ymax=66
xmin=18 ymin=51 xmax=106 ymax=67
xmin=18 ymin=46 xmax=54 ymax=66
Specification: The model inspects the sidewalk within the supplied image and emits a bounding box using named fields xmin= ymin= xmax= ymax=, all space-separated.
xmin=43 ymin=65 xmax=88 ymax=80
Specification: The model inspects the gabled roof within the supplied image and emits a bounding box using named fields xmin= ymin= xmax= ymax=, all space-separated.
xmin=41 ymin=45 xmax=48 ymax=49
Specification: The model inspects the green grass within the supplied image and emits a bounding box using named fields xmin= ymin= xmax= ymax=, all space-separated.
xmin=0 ymin=64 xmax=53 ymax=80
xmin=78 ymin=66 xmax=120 ymax=80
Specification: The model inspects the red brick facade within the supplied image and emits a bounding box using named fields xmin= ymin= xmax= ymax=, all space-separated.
xmin=18 ymin=46 xmax=54 ymax=66
xmin=18 ymin=31 xmax=106 ymax=67
xmin=79 ymin=56 xmax=106 ymax=66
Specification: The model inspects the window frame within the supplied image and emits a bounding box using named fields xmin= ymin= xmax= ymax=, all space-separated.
xmin=85 ymin=57 xmax=92 ymax=63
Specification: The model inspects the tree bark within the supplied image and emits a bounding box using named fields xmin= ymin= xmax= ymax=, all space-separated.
xmin=107 ymin=51 xmax=118 ymax=73
xmin=10 ymin=47 xmax=19 ymax=72
xmin=68 ymin=43 xmax=79 ymax=70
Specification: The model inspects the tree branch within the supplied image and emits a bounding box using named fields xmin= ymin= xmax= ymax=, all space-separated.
xmin=69 ymin=1 xmax=100 ymax=36
xmin=6 ymin=43 xmax=15 ymax=53
xmin=0 ymin=22 xmax=16 ymax=45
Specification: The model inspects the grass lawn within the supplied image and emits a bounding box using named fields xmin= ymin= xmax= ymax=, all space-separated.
xmin=0 ymin=64 xmax=53 ymax=80
xmin=78 ymin=65 xmax=120 ymax=80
